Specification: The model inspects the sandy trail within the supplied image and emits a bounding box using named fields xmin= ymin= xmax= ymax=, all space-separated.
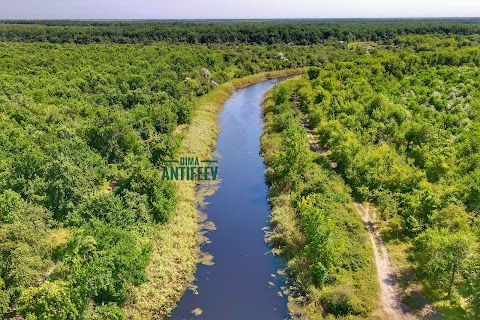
xmin=295 ymin=94 xmax=414 ymax=319
xmin=353 ymin=202 xmax=413 ymax=319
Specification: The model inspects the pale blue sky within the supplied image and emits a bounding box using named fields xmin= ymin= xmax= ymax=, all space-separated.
xmin=0 ymin=0 xmax=479 ymax=19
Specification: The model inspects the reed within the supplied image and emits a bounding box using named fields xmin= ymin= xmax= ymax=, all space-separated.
xmin=124 ymin=68 xmax=306 ymax=319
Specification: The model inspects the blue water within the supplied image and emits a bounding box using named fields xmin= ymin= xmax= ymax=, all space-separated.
xmin=171 ymin=78 xmax=291 ymax=320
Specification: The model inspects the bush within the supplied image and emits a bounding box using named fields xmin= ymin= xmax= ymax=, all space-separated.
xmin=64 ymin=222 xmax=152 ymax=305
xmin=84 ymin=303 xmax=127 ymax=320
xmin=117 ymin=155 xmax=177 ymax=223
xmin=72 ymin=193 xmax=135 ymax=227
xmin=18 ymin=281 xmax=78 ymax=320
xmin=273 ymin=85 xmax=291 ymax=105
xmin=0 ymin=279 xmax=9 ymax=315
xmin=321 ymin=288 xmax=363 ymax=317
xmin=310 ymin=262 xmax=328 ymax=286
xmin=0 ymin=190 xmax=22 ymax=223
xmin=307 ymin=67 xmax=321 ymax=80
xmin=308 ymin=109 xmax=323 ymax=129
xmin=272 ymin=111 xmax=295 ymax=133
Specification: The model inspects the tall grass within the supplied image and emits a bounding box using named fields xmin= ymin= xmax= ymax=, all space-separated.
xmin=124 ymin=68 xmax=306 ymax=319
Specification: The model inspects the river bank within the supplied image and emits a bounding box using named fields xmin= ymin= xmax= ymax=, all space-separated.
xmin=260 ymin=80 xmax=380 ymax=319
xmin=124 ymin=68 xmax=306 ymax=319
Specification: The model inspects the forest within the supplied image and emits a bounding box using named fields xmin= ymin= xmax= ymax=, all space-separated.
xmin=0 ymin=19 xmax=478 ymax=319
xmin=0 ymin=40 xmax=334 ymax=319
xmin=1 ymin=19 xmax=480 ymax=45
xmin=262 ymin=87 xmax=379 ymax=318
xmin=262 ymin=34 xmax=479 ymax=319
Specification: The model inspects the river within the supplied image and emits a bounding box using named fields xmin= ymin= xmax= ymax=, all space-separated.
xmin=171 ymin=77 xmax=292 ymax=320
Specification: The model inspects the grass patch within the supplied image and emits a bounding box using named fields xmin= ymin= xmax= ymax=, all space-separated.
xmin=123 ymin=68 xmax=306 ymax=319
xmin=347 ymin=41 xmax=377 ymax=49
xmin=46 ymin=228 xmax=70 ymax=250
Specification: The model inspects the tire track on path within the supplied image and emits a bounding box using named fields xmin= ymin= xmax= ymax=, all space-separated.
xmin=293 ymin=93 xmax=414 ymax=319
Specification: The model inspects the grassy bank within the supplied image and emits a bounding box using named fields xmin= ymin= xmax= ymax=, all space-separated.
xmin=260 ymin=81 xmax=380 ymax=319
xmin=124 ymin=68 xmax=307 ymax=319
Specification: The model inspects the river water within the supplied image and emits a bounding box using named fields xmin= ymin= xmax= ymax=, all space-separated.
xmin=171 ymin=78 xmax=291 ymax=320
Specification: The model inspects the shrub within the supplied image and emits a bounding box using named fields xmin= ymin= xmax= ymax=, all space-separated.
xmin=307 ymin=67 xmax=321 ymax=80
xmin=18 ymin=281 xmax=78 ymax=320
xmin=321 ymin=287 xmax=363 ymax=317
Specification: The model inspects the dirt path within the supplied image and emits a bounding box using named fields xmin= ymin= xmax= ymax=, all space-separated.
xmin=353 ymin=202 xmax=413 ymax=319
xmin=294 ymin=94 xmax=414 ymax=319
xmin=35 ymin=264 xmax=57 ymax=286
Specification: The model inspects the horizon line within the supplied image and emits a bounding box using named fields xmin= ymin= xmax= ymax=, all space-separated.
xmin=1 ymin=16 xmax=480 ymax=21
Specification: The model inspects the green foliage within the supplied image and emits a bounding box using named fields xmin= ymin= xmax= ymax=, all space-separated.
xmin=300 ymin=199 xmax=334 ymax=286
xmin=262 ymin=80 xmax=379 ymax=317
xmin=18 ymin=281 xmax=78 ymax=320
xmin=71 ymin=193 xmax=135 ymax=227
xmin=0 ymin=190 xmax=22 ymax=223
xmin=321 ymin=288 xmax=362 ymax=317
xmin=275 ymin=34 xmax=480 ymax=317
xmin=273 ymin=85 xmax=291 ymax=105
xmin=307 ymin=67 xmax=321 ymax=80
xmin=0 ymin=36 xmax=333 ymax=316
xmin=83 ymin=303 xmax=127 ymax=320
xmin=117 ymin=155 xmax=177 ymax=223
xmin=0 ymin=279 xmax=9 ymax=314
xmin=308 ymin=109 xmax=324 ymax=129
xmin=273 ymin=124 xmax=311 ymax=190
xmin=415 ymin=228 xmax=475 ymax=297
xmin=173 ymin=98 xmax=194 ymax=124
xmin=62 ymin=222 xmax=151 ymax=304
xmin=83 ymin=110 xmax=143 ymax=164
xmin=272 ymin=109 xmax=295 ymax=133
xmin=0 ymin=203 xmax=52 ymax=305
xmin=1 ymin=19 xmax=479 ymax=45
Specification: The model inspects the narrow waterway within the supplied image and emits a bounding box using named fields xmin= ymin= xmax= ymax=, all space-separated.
xmin=171 ymin=78 xmax=291 ymax=320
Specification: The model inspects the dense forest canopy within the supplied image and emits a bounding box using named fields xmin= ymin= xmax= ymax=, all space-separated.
xmin=263 ymin=34 xmax=480 ymax=318
xmin=0 ymin=33 xmax=339 ymax=318
xmin=262 ymin=91 xmax=379 ymax=318
xmin=0 ymin=19 xmax=479 ymax=319
xmin=1 ymin=19 xmax=480 ymax=44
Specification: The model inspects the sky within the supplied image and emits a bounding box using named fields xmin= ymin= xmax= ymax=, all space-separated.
xmin=0 ymin=0 xmax=479 ymax=20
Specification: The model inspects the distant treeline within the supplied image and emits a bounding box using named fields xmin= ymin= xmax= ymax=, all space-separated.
xmin=0 ymin=19 xmax=479 ymax=44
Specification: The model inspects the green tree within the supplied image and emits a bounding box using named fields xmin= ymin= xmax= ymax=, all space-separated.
xmin=415 ymin=228 xmax=475 ymax=297
xmin=274 ymin=124 xmax=311 ymax=190
xmin=307 ymin=67 xmax=321 ymax=80
xmin=299 ymin=198 xmax=334 ymax=286
xmin=0 ymin=190 xmax=22 ymax=223
xmin=83 ymin=303 xmax=127 ymax=320
xmin=18 ymin=281 xmax=78 ymax=320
